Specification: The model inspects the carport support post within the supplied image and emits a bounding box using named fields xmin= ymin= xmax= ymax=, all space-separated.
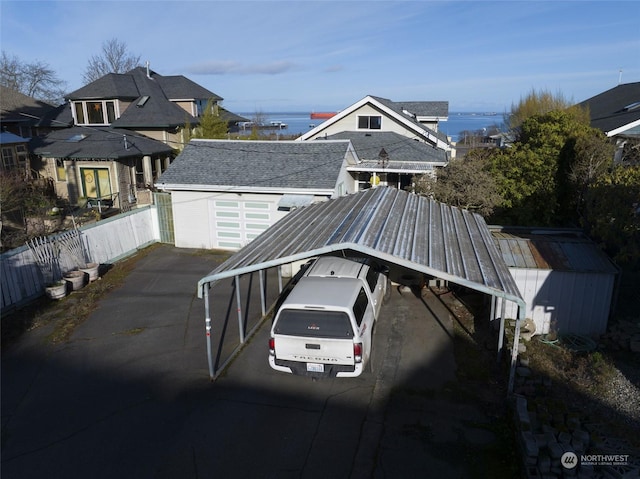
xmin=235 ymin=275 xmax=245 ymax=343
xmin=259 ymin=269 xmax=266 ymax=317
xmin=490 ymin=296 xmax=496 ymax=323
xmin=497 ymin=298 xmax=507 ymax=362
xmin=204 ymin=285 xmax=214 ymax=380
xmin=507 ymin=305 xmax=524 ymax=394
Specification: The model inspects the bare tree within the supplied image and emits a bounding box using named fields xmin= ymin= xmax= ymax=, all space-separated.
xmin=0 ymin=51 xmax=67 ymax=104
xmin=83 ymin=38 xmax=142 ymax=84
xmin=507 ymin=88 xmax=588 ymax=137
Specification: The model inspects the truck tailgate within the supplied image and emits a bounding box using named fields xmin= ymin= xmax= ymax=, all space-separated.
xmin=274 ymin=334 xmax=354 ymax=366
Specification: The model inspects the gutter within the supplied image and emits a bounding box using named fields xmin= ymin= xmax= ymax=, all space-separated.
xmin=154 ymin=183 xmax=335 ymax=196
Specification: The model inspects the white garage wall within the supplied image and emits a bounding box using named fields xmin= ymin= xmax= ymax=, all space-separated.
xmin=171 ymin=191 xmax=329 ymax=250
xmin=171 ymin=191 xmax=214 ymax=249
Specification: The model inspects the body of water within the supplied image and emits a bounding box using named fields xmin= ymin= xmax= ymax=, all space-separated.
xmin=237 ymin=111 xmax=506 ymax=142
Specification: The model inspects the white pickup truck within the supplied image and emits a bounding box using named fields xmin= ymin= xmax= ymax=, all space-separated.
xmin=268 ymin=256 xmax=389 ymax=377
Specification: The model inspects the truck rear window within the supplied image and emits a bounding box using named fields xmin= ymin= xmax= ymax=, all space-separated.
xmin=274 ymin=309 xmax=354 ymax=339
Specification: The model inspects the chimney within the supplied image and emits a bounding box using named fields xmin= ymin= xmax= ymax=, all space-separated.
xmin=146 ymin=61 xmax=151 ymax=79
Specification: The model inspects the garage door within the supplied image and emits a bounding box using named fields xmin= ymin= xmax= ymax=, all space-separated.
xmin=209 ymin=198 xmax=273 ymax=249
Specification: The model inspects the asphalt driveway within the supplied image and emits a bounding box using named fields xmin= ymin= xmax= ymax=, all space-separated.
xmin=1 ymin=245 xmax=507 ymax=479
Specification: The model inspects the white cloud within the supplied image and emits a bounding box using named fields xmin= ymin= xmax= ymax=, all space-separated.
xmin=185 ymin=60 xmax=299 ymax=75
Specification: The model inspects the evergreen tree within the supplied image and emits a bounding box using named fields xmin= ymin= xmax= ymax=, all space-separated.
xmin=193 ymin=99 xmax=228 ymax=139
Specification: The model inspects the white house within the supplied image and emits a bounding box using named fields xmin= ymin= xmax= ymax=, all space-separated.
xmin=298 ymin=95 xmax=453 ymax=189
xmin=299 ymin=95 xmax=452 ymax=151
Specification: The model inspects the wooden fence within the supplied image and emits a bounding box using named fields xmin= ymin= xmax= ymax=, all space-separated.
xmin=1 ymin=206 xmax=160 ymax=313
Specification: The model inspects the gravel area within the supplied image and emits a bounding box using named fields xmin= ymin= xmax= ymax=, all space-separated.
xmin=601 ymin=360 xmax=640 ymax=432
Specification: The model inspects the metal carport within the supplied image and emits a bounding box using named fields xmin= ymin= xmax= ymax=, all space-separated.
xmin=197 ymin=187 xmax=526 ymax=392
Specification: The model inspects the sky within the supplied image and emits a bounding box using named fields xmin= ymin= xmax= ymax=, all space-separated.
xmin=1 ymin=0 xmax=639 ymax=113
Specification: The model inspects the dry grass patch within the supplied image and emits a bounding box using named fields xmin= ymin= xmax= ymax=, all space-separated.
xmin=2 ymin=244 xmax=162 ymax=348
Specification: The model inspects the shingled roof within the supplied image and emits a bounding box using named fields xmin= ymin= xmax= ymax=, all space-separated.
xmin=299 ymin=95 xmax=452 ymax=148
xmin=66 ymin=67 xmax=223 ymax=129
xmin=30 ymin=127 xmax=173 ymax=159
xmin=577 ymin=82 xmax=640 ymax=137
xmin=0 ymin=86 xmax=71 ymax=129
xmin=370 ymin=96 xmax=450 ymax=143
xmin=156 ymin=139 xmax=354 ymax=192
xmin=324 ymin=131 xmax=448 ymax=164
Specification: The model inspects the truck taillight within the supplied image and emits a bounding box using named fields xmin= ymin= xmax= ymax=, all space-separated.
xmin=354 ymin=343 xmax=362 ymax=363
xmin=269 ymin=337 xmax=275 ymax=356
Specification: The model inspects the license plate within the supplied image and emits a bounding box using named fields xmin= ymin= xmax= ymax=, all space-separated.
xmin=307 ymin=362 xmax=324 ymax=373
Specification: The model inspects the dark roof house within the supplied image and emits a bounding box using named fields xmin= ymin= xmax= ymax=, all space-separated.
xmin=66 ymin=65 xmax=226 ymax=134
xmin=577 ymin=82 xmax=640 ymax=138
xmin=28 ymin=65 xmax=245 ymax=212
xmin=577 ymin=82 xmax=640 ymax=163
xmin=0 ymin=86 xmax=71 ymax=137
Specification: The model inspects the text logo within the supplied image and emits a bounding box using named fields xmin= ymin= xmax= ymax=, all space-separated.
xmin=561 ymin=452 xmax=578 ymax=469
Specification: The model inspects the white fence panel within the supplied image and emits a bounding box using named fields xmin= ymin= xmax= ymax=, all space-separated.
xmin=1 ymin=206 xmax=160 ymax=313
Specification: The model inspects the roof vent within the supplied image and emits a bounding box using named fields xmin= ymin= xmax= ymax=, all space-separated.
xmin=66 ymin=133 xmax=87 ymax=143
xmin=622 ymin=101 xmax=640 ymax=112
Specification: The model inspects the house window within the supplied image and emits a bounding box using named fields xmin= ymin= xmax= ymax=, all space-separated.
xmin=15 ymin=145 xmax=28 ymax=168
xmin=74 ymin=103 xmax=85 ymax=124
xmin=358 ymin=115 xmax=381 ymax=130
xmin=56 ymin=159 xmax=66 ymax=181
xmin=87 ymin=102 xmax=104 ymax=124
xmin=216 ymin=200 xmax=239 ymax=208
xmin=74 ymin=100 xmax=118 ymax=125
xmin=135 ymin=158 xmax=144 ymax=186
xmin=81 ymin=167 xmax=112 ymax=202
xmin=1 ymin=147 xmax=16 ymax=169
xmin=106 ymin=102 xmax=116 ymax=123
xmin=245 ymin=202 xmax=269 ymax=209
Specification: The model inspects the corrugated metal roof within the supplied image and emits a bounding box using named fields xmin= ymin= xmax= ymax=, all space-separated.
xmin=198 ymin=187 xmax=524 ymax=305
xmin=491 ymin=228 xmax=618 ymax=273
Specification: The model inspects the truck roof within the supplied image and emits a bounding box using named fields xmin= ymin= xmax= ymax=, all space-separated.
xmin=282 ymin=276 xmax=364 ymax=310
xmin=304 ymin=256 xmax=368 ymax=280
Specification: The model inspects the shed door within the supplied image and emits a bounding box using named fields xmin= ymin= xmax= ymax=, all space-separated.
xmin=154 ymin=192 xmax=175 ymax=244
